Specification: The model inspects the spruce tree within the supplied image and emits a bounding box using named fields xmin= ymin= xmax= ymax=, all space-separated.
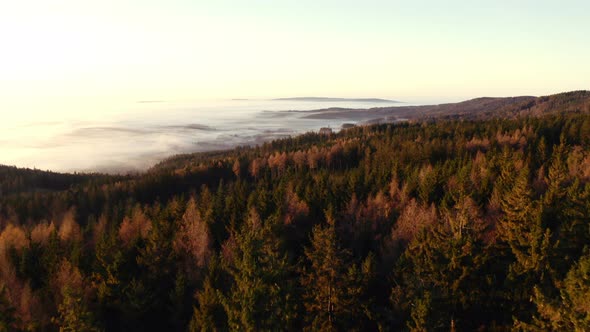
xmin=52 ymin=286 xmax=101 ymax=332
xmin=301 ymin=214 xmax=361 ymax=331
xmin=519 ymin=252 xmax=590 ymax=331
xmin=220 ymin=212 xmax=298 ymax=330
xmin=189 ymin=255 xmax=228 ymax=332
xmin=499 ymin=167 xmax=550 ymax=278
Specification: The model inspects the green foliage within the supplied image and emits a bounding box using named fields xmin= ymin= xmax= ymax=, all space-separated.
xmin=499 ymin=167 xmax=552 ymax=279
xmin=189 ymin=271 xmax=226 ymax=331
xmin=394 ymin=197 xmax=491 ymax=330
xmin=219 ymin=212 xmax=298 ymax=330
xmin=52 ymin=286 xmax=101 ymax=332
xmin=518 ymin=252 xmax=590 ymax=331
xmin=301 ymin=214 xmax=377 ymax=330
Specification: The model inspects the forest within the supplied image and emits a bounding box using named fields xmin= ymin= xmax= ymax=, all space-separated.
xmin=1 ymin=92 xmax=590 ymax=331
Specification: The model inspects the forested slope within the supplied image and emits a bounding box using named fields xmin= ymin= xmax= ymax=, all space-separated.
xmin=1 ymin=93 xmax=590 ymax=330
xmin=300 ymin=90 xmax=590 ymax=122
xmin=0 ymin=166 xmax=113 ymax=196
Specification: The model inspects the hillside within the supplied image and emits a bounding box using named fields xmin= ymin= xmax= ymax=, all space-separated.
xmin=1 ymin=92 xmax=590 ymax=330
xmin=0 ymin=165 xmax=115 ymax=196
xmin=299 ymin=90 xmax=590 ymax=123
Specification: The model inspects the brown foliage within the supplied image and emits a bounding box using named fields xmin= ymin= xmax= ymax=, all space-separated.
xmin=389 ymin=176 xmax=410 ymax=208
xmin=470 ymin=151 xmax=490 ymax=188
xmin=31 ymin=221 xmax=56 ymax=245
xmin=58 ymin=209 xmax=81 ymax=243
xmin=0 ymin=245 xmax=44 ymax=330
xmin=291 ymin=150 xmax=307 ymax=170
xmin=0 ymin=224 xmax=28 ymax=260
xmin=249 ymin=157 xmax=267 ymax=178
xmin=0 ymin=224 xmax=32 ymax=325
xmin=221 ymin=233 xmax=237 ymax=263
xmin=344 ymin=191 xmax=393 ymax=235
xmin=567 ymin=146 xmax=590 ymax=182
xmin=391 ymin=199 xmax=437 ymax=245
xmin=268 ymin=152 xmax=288 ymax=175
xmin=174 ymin=197 xmax=212 ymax=268
xmin=52 ymin=259 xmax=84 ymax=304
xmin=326 ymin=143 xmax=344 ymax=168
xmin=443 ymin=197 xmax=485 ymax=240
xmin=495 ymin=127 xmax=530 ymax=149
xmin=306 ymin=147 xmax=324 ymax=170
xmin=465 ymin=137 xmax=491 ymax=152
xmin=119 ymin=205 xmax=152 ymax=246
xmin=17 ymin=282 xmax=45 ymax=329
xmin=232 ymin=159 xmax=241 ymax=178
xmin=283 ymin=187 xmax=310 ymax=225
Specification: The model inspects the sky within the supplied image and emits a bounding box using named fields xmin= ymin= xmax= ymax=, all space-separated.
xmin=1 ymin=0 xmax=589 ymax=120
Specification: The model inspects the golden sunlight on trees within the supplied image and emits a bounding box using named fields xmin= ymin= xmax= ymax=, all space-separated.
xmin=31 ymin=222 xmax=56 ymax=245
xmin=391 ymin=199 xmax=437 ymax=246
xmin=118 ymin=205 xmax=152 ymax=246
xmin=58 ymin=209 xmax=81 ymax=243
xmin=174 ymin=197 xmax=212 ymax=269
xmin=283 ymin=186 xmax=310 ymax=225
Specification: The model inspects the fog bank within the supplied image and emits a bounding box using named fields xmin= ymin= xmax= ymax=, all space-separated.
xmin=0 ymin=99 xmax=407 ymax=173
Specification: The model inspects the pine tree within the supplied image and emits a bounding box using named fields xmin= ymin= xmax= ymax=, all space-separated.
xmin=519 ymin=252 xmax=590 ymax=331
xmin=407 ymin=291 xmax=431 ymax=332
xmin=541 ymin=143 xmax=589 ymax=277
xmin=133 ymin=204 xmax=179 ymax=330
xmin=90 ymin=222 xmax=126 ymax=331
xmin=496 ymin=166 xmax=554 ymax=324
xmin=499 ymin=167 xmax=550 ymax=278
xmin=394 ymin=197 xmax=490 ymax=330
xmin=52 ymin=286 xmax=101 ymax=332
xmin=301 ymin=214 xmax=362 ymax=331
xmin=220 ymin=212 xmax=298 ymax=330
xmin=190 ymin=279 xmax=225 ymax=331
xmin=189 ymin=255 xmax=227 ymax=332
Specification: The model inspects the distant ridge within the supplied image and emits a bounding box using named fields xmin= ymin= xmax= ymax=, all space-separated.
xmin=273 ymin=97 xmax=399 ymax=103
xmin=299 ymin=90 xmax=590 ymax=121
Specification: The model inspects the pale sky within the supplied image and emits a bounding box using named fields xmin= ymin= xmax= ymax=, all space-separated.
xmin=1 ymin=0 xmax=589 ymax=119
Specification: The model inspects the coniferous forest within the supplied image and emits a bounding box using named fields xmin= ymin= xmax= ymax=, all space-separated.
xmin=2 ymin=92 xmax=590 ymax=331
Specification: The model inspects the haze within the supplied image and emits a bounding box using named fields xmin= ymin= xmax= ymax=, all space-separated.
xmin=0 ymin=0 xmax=589 ymax=171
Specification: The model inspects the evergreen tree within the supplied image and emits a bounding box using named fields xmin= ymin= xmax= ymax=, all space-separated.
xmin=220 ymin=212 xmax=298 ymax=330
xmin=394 ymin=197 xmax=490 ymax=330
xmin=519 ymin=252 xmax=590 ymax=331
xmin=499 ymin=167 xmax=551 ymax=278
xmin=189 ymin=255 xmax=228 ymax=332
xmin=497 ymin=166 xmax=554 ymax=323
xmin=52 ymin=286 xmax=101 ymax=332
xmin=301 ymin=214 xmax=363 ymax=331
xmin=132 ymin=204 xmax=179 ymax=330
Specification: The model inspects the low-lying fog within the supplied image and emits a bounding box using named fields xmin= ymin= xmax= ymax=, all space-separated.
xmin=0 ymin=99 xmax=407 ymax=173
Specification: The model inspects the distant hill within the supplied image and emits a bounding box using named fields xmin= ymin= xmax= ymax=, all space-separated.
xmin=273 ymin=97 xmax=400 ymax=103
xmin=300 ymin=90 xmax=590 ymax=122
